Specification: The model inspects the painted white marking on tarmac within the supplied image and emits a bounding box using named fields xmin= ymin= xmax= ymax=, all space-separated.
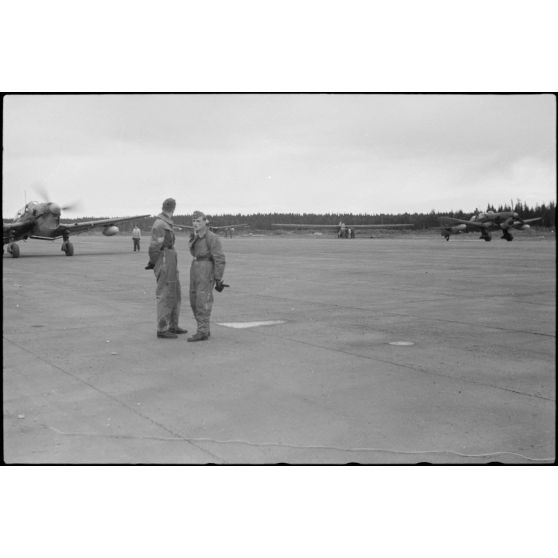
xmin=218 ymin=320 xmax=286 ymax=329
xmin=389 ymin=341 xmax=415 ymax=346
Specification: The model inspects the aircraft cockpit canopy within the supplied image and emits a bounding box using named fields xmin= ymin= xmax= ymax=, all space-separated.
xmin=15 ymin=201 xmax=40 ymax=220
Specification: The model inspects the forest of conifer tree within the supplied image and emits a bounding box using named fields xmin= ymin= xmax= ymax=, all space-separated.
xmin=54 ymin=201 xmax=555 ymax=232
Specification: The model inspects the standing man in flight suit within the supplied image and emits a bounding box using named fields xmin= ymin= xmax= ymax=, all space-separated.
xmin=145 ymin=198 xmax=187 ymax=339
xmin=188 ymin=210 xmax=226 ymax=342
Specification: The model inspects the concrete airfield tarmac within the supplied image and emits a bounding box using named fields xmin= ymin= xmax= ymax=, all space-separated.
xmin=2 ymin=231 xmax=555 ymax=464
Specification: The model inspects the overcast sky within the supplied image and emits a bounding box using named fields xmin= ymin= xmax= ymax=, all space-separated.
xmin=3 ymin=94 xmax=555 ymax=219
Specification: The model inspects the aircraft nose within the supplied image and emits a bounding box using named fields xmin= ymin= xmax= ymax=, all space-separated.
xmin=49 ymin=202 xmax=61 ymax=215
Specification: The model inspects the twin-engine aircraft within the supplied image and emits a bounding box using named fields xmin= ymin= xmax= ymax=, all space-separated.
xmin=272 ymin=221 xmax=413 ymax=238
xmin=3 ymin=199 xmax=149 ymax=258
xmin=439 ymin=211 xmax=541 ymax=241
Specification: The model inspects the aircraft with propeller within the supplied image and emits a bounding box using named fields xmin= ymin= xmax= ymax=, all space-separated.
xmin=3 ymin=190 xmax=149 ymax=257
xmin=439 ymin=210 xmax=542 ymax=241
xmin=271 ymin=220 xmax=413 ymax=238
xmin=172 ymin=221 xmax=249 ymax=237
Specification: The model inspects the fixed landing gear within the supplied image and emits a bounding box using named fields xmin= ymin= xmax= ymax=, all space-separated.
xmin=7 ymin=243 xmax=20 ymax=258
xmin=6 ymin=231 xmax=20 ymax=257
xmin=61 ymin=232 xmax=74 ymax=256
xmin=61 ymin=240 xmax=74 ymax=256
xmin=501 ymin=230 xmax=513 ymax=241
xmin=480 ymin=230 xmax=492 ymax=242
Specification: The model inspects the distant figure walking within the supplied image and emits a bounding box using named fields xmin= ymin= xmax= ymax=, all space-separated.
xmin=132 ymin=224 xmax=141 ymax=251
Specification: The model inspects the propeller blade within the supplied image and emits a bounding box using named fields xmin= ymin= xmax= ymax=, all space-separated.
xmin=32 ymin=181 xmax=51 ymax=203
xmin=31 ymin=182 xmax=81 ymax=214
xmin=61 ymin=201 xmax=81 ymax=212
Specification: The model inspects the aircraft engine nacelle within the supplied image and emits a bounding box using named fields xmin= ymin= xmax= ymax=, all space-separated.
xmin=102 ymin=225 xmax=119 ymax=236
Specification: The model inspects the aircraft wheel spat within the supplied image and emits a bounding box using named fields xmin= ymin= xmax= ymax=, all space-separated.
xmin=9 ymin=243 xmax=20 ymax=258
xmin=64 ymin=242 xmax=74 ymax=256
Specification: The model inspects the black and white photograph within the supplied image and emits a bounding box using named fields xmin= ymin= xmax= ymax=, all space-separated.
xmin=3 ymin=93 xmax=555 ymax=465
xmin=2 ymin=1 xmax=558 ymax=556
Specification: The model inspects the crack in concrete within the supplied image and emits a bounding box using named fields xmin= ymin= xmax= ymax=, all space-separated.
xmin=387 ymin=312 xmax=555 ymax=338
xmin=247 ymin=329 xmax=555 ymax=403
xmin=5 ymin=338 xmax=226 ymax=463
xmin=232 ymin=290 xmax=555 ymax=338
xmin=5 ymin=312 xmax=553 ymax=463
xmin=43 ymin=427 xmax=554 ymax=462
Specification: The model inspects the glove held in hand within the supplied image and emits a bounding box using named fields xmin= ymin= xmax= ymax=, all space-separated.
xmin=215 ymin=279 xmax=227 ymax=292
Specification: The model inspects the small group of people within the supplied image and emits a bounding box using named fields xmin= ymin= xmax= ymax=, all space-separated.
xmin=145 ymin=198 xmax=226 ymax=342
xmin=337 ymin=227 xmax=355 ymax=239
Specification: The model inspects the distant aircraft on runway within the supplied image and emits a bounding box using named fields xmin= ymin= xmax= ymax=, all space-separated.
xmin=173 ymin=221 xmax=249 ymax=237
xmin=272 ymin=220 xmax=413 ymax=238
xmin=439 ymin=210 xmax=541 ymax=241
xmin=3 ymin=196 xmax=149 ymax=258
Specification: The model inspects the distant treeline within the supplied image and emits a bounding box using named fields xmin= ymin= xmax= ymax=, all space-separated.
xmin=10 ymin=200 xmax=552 ymax=232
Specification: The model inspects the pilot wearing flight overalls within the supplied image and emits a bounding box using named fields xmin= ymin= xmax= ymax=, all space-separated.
xmin=188 ymin=210 xmax=226 ymax=341
xmin=146 ymin=198 xmax=187 ymax=339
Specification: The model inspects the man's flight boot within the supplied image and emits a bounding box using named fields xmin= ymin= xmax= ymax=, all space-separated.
xmin=187 ymin=332 xmax=209 ymax=342
xmin=157 ymin=330 xmax=178 ymax=339
xmin=170 ymin=327 xmax=188 ymax=334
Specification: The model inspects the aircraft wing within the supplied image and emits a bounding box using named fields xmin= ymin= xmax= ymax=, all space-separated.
xmin=272 ymin=224 xmax=341 ymax=229
xmin=510 ymin=217 xmax=542 ymax=230
xmin=348 ymin=224 xmax=413 ymax=229
xmin=173 ymin=223 xmax=249 ymax=231
xmin=272 ymin=223 xmax=413 ymax=229
xmin=50 ymin=214 xmax=151 ymax=238
xmin=3 ymin=221 xmax=33 ymax=243
xmin=209 ymin=223 xmax=249 ymax=230
xmin=443 ymin=216 xmax=542 ymax=230
xmin=441 ymin=217 xmax=486 ymax=229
